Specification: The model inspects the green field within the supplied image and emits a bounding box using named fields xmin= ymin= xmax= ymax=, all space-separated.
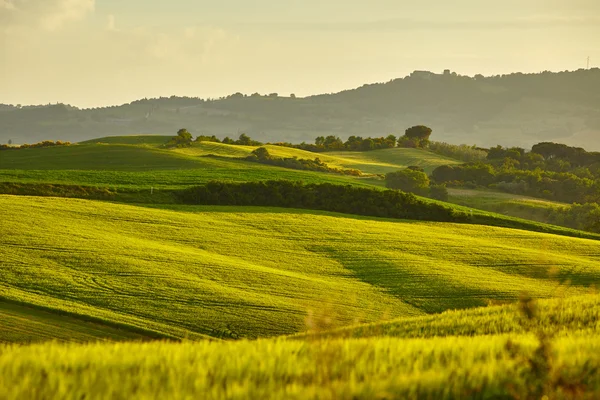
xmin=297 ymin=294 xmax=600 ymax=340
xmin=4 ymin=137 xmax=600 ymax=398
xmin=2 ymin=294 xmax=600 ymax=398
xmin=79 ymin=135 xmax=172 ymax=146
xmin=0 ymin=301 xmax=155 ymax=343
xmin=2 ymin=195 xmax=600 ymax=342
xmin=2 ymin=330 xmax=599 ymax=399
xmin=76 ymin=135 xmax=462 ymax=175
xmin=173 ymin=141 xmax=462 ymax=174
xmin=0 ymin=143 xmax=383 ymax=189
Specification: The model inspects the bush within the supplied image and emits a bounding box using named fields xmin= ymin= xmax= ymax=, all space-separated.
xmin=429 ymin=184 xmax=449 ymax=201
xmin=385 ymin=169 xmax=430 ymax=196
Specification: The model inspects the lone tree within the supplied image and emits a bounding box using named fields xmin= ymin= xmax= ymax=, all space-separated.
xmin=166 ymin=128 xmax=193 ymax=147
xmin=398 ymin=125 xmax=433 ymax=148
xmin=385 ymin=168 xmax=430 ymax=196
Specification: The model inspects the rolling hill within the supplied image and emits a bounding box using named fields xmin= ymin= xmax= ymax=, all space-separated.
xmin=2 ymin=195 xmax=600 ymax=342
xmin=1 ymin=295 xmax=600 ymax=399
xmin=173 ymin=141 xmax=462 ymax=174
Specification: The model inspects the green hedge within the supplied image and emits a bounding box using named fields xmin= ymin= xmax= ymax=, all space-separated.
xmin=177 ymin=180 xmax=467 ymax=222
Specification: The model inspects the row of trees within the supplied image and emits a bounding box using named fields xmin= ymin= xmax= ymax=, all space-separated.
xmin=272 ymin=125 xmax=434 ymax=152
xmin=165 ymin=130 xmax=264 ymax=148
xmin=431 ymin=162 xmax=599 ymax=204
xmin=0 ymin=140 xmax=71 ymax=150
xmin=177 ymin=180 xmax=465 ymax=222
xmin=429 ymin=141 xmax=600 ymax=204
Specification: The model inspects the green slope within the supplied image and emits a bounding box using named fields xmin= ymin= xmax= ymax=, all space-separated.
xmin=79 ymin=135 xmax=172 ymax=146
xmin=447 ymin=187 xmax=566 ymax=222
xmin=2 ymin=332 xmax=600 ymax=399
xmin=175 ymin=141 xmax=461 ymax=174
xmin=296 ymin=294 xmax=600 ymax=340
xmin=0 ymin=144 xmax=381 ymax=189
xmin=2 ymin=195 xmax=600 ymax=341
xmin=0 ymin=301 xmax=155 ymax=343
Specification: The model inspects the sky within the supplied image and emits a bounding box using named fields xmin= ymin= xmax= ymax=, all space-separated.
xmin=1 ymin=0 xmax=599 ymax=108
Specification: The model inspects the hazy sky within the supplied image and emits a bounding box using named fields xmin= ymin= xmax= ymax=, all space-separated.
xmin=1 ymin=0 xmax=599 ymax=108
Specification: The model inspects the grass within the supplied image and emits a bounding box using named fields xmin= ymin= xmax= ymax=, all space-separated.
xmin=2 ymin=332 xmax=600 ymax=399
xmin=174 ymin=141 xmax=462 ymax=174
xmin=2 ymin=195 xmax=600 ymax=342
xmin=78 ymin=135 xmax=172 ymax=146
xmin=296 ymin=294 xmax=600 ymax=340
xmin=3 ymin=142 xmax=600 ymax=241
xmin=0 ymin=300 xmax=155 ymax=344
xmin=0 ymin=144 xmax=383 ymax=189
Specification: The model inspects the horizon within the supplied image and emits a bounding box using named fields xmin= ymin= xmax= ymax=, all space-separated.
xmin=3 ymin=67 xmax=597 ymax=110
xmin=1 ymin=0 xmax=599 ymax=108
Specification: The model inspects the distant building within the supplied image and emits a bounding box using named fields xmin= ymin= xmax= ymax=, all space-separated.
xmin=410 ymin=70 xmax=435 ymax=80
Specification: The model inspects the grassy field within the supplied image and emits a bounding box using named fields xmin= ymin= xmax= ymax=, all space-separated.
xmin=79 ymin=135 xmax=172 ymax=146
xmin=2 ymin=332 xmax=599 ymax=399
xmin=75 ymin=136 xmax=462 ymax=175
xmin=173 ymin=141 xmax=462 ymax=174
xmin=448 ymin=188 xmax=565 ymax=216
xmin=0 ymin=144 xmax=383 ymax=189
xmin=0 ymin=301 xmax=156 ymax=344
xmin=297 ymin=294 xmax=600 ymax=340
xmin=2 ymin=195 xmax=600 ymax=342
xmin=3 ymin=136 xmax=600 ymax=398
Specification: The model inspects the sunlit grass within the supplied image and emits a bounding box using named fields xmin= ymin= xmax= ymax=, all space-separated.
xmin=2 ymin=195 xmax=600 ymax=342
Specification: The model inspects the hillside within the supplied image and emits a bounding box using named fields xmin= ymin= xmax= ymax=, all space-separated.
xmin=0 ymin=143 xmax=381 ymax=189
xmin=2 ymin=325 xmax=600 ymax=398
xmin=2 ymin=195 xmax=600 ymax=342
xmin=173 ymin=141 xmax=462 ymax=174
xmin=2 ymin=69 xmax=599 ymax=149
xmin=296 ymin=294 xmax=600 ymax=340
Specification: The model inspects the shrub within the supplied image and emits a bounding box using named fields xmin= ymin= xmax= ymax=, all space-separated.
xmin=385 ymin=169 xmax=430 ymax=196
xmin=429 ymin=184 xmax=449 ymax=201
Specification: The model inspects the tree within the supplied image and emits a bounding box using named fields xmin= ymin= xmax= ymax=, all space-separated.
xmin=429 ymin=184 xmax=449 ymax=201
xmin=404 ymin=125 xmax=433 ymax=147
xmin=385 ymin=168 xmax=430 ymax=196
xmin=7 ymin=139 xmax=12 ymax=145
xmin=235 ymin=133 xmax=263 ymax=146
xmin=251 ymin=147 xmax=271 ymax=161
xmin=166 ymin=128 xmax=193 ymax=147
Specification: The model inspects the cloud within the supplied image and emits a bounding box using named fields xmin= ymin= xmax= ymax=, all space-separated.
xmin=0 ymin=0 xmax=16 ymax=10
xmin=244 ymin=15 xmax=600 ymax=32
xmin=106 ymin=14 xmax=117 ymax=31
xmin=1 ymin=0 xmax=94 ymax=31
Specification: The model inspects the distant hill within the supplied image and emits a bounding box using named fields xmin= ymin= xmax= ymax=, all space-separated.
xmin=1 ymin=68 xmax=599 ymax=149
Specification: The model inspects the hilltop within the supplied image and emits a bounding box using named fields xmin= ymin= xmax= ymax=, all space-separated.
xmin=2 ymin=68 xmax=599 ymax=149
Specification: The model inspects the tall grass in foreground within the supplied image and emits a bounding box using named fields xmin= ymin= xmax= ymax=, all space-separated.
xmin=1 ymin=333 xmax=599 ymax=399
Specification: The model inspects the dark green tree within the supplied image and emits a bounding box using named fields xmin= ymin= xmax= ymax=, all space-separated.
xmin=166 ymin=128 xmax=193 ymax=147
xmin=404 ymin=125 xmax=433 ymax=148
xmin=385 ymin=168 xmax=430 ymax=196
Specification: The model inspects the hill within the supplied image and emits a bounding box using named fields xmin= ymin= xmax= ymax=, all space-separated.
xmin=296 ymin=294 xmax=600 ymax=340
xmin=1 ymin=295 xmax=600 ymax=399
xmin=174 ymin=142 xmax=462 ymax=174
xmin=0 ymin=143 xmax=381 ymax=190
xmin=2 ymin=69 xmax=599 ymax=149
xmin=2 ymin=195 xmax=600 ymax=342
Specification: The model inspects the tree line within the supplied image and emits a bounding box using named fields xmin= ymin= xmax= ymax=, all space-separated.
xmin=177 ymin=180 xmax=465 ymax=222
xmin=431 ymin=142 xmax=600 ymax=204
xmin=0 ymin=140 xmax=71 ymax=150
